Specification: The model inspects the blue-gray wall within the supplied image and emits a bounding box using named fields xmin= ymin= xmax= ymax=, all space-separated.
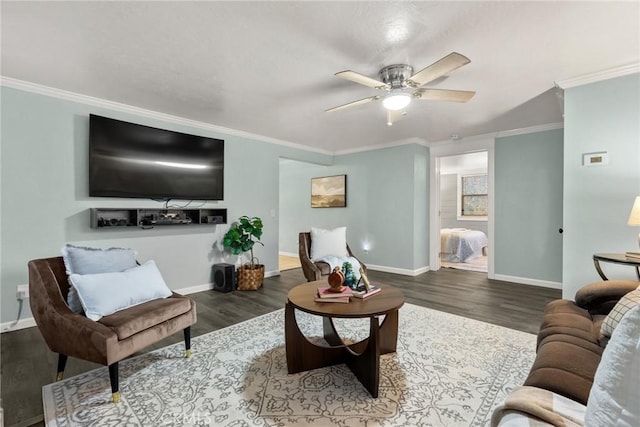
xmin=279 ymin=144 xmax=429 ymax=273
xmin=494 ymin=129 xmax=564 ymax=283
xmin=3 ymin=72 xmax=638 ymax=324
xmin=0 ymin=85 xmax=331 ymax=325
xmin=563 ymin=73 xmax=640 ymax=299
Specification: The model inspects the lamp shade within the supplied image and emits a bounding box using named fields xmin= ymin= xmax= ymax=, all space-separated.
xmin=382 ymin=93 xmax=411 ymax=111
xmin=628 ymin=196 xmax=640 ymax=226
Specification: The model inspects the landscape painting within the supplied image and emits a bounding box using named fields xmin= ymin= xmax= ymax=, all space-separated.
xmin=311 ymin=175 xmax=346 ymax=208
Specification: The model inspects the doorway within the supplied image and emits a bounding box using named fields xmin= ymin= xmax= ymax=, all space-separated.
xmin=429 ymin=138 xmax=495 ymax=278
xmin=438 ymin=152 xmax=489 ymax=273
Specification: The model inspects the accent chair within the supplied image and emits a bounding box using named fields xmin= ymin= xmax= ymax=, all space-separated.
xmin=28 ymin=256 xmax=197 ymax=403
xmin=298 ymin=232 xmax=367 ymax=282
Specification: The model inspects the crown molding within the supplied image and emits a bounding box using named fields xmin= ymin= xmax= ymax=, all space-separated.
xmin=428 ymin=122 xmax=564 ymax=147
xmin=0 ymin=77 xmax=333 ymax=155
xmin=334 ymin=137 xmax=427 ymax=156
xmin=556 ymin=63 xmax=640 ymax=89
xmin=494 ymin=122 xmax=564 ymax=138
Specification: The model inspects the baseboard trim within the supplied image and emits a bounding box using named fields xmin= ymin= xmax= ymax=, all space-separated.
xmin=1 ymin=317 xmax=37 ymax=333
xmin=175 ymin=283 xmax=213 ymax=295
xmin=278 ymin=251 xmax=298 ymax=258
xmin=493 ymin=274 xmax=562 ymax=290
xmin=175 ymin=269 xmax=280 ymax=295
xmin=366 ymin=264 xmax=430 ymax=277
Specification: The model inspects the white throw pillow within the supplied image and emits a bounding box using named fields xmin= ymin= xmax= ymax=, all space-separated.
xmin=69 ymin=260 xmax=172 ymax=321
xmin=61 ymin=244 xmax=138 ymax=313
xmin=601 ymin=287 xmax=640 ymax=337
xmin=585 ymin=305 xmax=640 ymax=426
xmin=310 ymin=226 xmax=349 ymax=260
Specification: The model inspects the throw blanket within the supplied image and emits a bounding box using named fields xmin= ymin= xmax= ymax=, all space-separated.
xmin=491 ymin=386 xmax=585 ymax=427
xmin=316 ymin=256 xmax=362 ymax=280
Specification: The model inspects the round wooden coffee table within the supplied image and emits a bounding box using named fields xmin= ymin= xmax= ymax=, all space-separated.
xmin=285 ymin=280 xmax=405 ymax=398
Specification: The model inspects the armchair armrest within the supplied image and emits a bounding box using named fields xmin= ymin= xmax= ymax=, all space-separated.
xmin=299 ymin=233 xmax=322 ymax=282
xmin=575 ymin=279 xmax=639 ymax=315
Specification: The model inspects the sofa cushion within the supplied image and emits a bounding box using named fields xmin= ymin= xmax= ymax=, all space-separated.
xmin=524 ymin=339 xmax=601 ymax=406
xmin=600 ymin=287 xmax=640 ymax=337
xmin=61 ymin=244 xmax=138 ymax=313
xmin=585 ymin=305 xmax=640 ymax=425
xmin=536 ymin=300 xmax=602 ymax=348
xmin=99 ymin=295 xmax=192 ymax=340
xmin=69 ymin=260 xmax=172 ymax=321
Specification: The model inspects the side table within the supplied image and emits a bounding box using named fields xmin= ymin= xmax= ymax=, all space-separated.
xmin=592 ymin=253 xmax=640 ymax=281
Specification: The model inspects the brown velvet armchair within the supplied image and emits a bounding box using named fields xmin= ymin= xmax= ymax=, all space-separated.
xmin=298 ymin=232 xmax=367 ymax=282
xmin=28 ymin=256 xmax=197 ymax=403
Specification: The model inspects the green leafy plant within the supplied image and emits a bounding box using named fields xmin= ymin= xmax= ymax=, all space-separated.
xmin=223 ymin=216 xmax=264 ymax=269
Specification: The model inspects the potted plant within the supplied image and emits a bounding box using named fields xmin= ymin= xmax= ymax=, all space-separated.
xmin=223 ymin=215 xmax=265 ymax=290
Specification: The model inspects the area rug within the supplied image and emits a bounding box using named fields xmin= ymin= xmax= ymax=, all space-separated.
xmin=42 ymin=303 xmax=536 ymax=426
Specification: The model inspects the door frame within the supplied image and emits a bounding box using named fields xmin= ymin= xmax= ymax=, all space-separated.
xmin=429 ymin=137 xmax=495 ymax=278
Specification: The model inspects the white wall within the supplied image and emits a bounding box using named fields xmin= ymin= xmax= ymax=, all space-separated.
xmin=562 ymin=73 xmax=640 ymax=299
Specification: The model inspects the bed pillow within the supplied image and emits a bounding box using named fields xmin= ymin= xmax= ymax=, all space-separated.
xmin=585 ymin=305 xmax=640 ymax=425
xmin=69 ymin=260 xmax=172 ymax=321
xmin=61 ymin=244 xmax=138 ymax=313
xmin=310 ymin=226 xmax=349 ymax=260
xmin=600 ymin=287 xmax=640 ymax=337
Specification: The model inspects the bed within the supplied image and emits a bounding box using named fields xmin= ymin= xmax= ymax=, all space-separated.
xmin=440 ymin=228 xmax=488 ymax=263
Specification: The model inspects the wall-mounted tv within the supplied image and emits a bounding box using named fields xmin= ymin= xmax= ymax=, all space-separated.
xmin=89 ymin=115 xmax=224 ymax=201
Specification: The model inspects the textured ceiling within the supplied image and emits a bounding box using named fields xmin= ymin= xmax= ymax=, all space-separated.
xmin=2 ymin=1 xmax=639 ymax=153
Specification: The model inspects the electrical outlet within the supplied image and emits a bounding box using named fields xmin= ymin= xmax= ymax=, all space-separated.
xmin=16 ymin=284 xmax=29 ymax=300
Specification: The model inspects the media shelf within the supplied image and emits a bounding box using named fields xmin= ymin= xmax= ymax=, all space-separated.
xmin=90 ymin=208 xmax=227 ymax=229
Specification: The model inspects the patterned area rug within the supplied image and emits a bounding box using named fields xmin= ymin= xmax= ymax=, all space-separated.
xmin=42 ymin=303 xmax=536 ymax=426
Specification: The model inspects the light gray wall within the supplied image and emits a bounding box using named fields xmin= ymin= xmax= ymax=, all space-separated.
xmin=0 ymin=86 xmax=331 ymax=324
xmin=279 ymin=144 xmax=430 ymax=271
xmin=439 ymin=173 xmax=488 ymax=236
xmin=563 ymin=73 xmax=640 ymax=299
xmin=494 ymin=129 xmax=564 ymax=283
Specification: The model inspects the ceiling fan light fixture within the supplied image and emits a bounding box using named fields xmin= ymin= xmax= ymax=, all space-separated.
xmin=383 ymin=93 xmax=411 ymax=110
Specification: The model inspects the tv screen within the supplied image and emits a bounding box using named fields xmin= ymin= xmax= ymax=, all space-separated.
xmin=89 ymin=115 xmax=224 ymax=200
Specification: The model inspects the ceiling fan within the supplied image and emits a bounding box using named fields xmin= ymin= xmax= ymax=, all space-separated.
xmin=326 ymin=52 xmax=475 ymax=126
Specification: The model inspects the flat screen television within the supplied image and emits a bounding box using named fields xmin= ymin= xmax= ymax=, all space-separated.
xmin=89 ymin=115 xmax=224 ymax=200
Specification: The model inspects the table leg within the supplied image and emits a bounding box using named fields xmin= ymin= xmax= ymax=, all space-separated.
xmin=285 ymin=302 xmax=343 ymax=374
xmin=344 ymin=316 xmax=381 ymax=397
xmin=593 ymin=259 xmax=608 ymax=280
xmin=379 ymin=310 xmax=399 ymax=354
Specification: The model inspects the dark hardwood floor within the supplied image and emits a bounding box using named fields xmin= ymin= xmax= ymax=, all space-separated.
xmin=1 ymin=267 xmax=560 ymax=427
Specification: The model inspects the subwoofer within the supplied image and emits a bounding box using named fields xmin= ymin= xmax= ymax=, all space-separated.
xmin=212 ymin=263 xmax=235 ymax=293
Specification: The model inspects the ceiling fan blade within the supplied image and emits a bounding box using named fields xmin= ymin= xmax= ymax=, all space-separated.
xmin=325 ymin=95 xmax=380 ymax=113
xmin=415 ymin=88 xmax=476 ymax=103
xmin=406 ymin=52 xmax=471 ymax=87
xmin=386 ymin=109 xmax=406 ymax=126
xmin=335 ymin=70 xmax=389 ymax=89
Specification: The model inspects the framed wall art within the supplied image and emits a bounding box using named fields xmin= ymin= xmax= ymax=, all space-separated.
xmin=311 ymin=174 xmax=346 ymax=208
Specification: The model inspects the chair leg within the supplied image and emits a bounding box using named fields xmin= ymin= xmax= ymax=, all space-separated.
xmin=184 ymin=327 xmax=192 ymax=358
xmin=108 ymin=362 xmax=119 ymax=403
xmin=56 ymin=354 xmax=68 ymax=381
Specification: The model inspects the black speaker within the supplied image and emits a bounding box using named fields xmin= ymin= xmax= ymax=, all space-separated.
xmin=212 ymin=263 xmax=235 ymax=293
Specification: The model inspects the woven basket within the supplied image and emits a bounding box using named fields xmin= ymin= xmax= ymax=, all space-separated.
xmin=237 ymin=264 xmax=265 ymax=291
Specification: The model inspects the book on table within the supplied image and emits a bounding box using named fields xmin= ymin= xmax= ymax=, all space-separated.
xmin=352 ymin=285 xmax=381 ymax=299
xmin=317 ymin=286 xmax=354 ymax=298
xmin=314 ymin=296 xmax=350 ymax=303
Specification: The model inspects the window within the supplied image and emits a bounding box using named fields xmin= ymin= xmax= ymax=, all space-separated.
xmin=458 ymin=174 xmax=487 ymax=220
